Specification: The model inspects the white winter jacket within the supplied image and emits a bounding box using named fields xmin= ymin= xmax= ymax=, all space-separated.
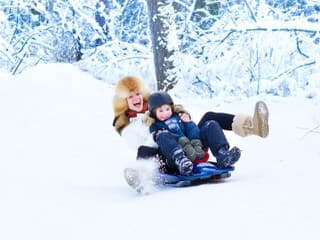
xmin=120 ymin=113 xmax=157 ymax=152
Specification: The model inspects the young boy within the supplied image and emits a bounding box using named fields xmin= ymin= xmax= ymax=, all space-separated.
xmin=147 ymin=91 xmax=241 ymax=176
xmin=148 ymin=92 xmax=205 ymax=162
xmin=147 ymin=92 xmax=204 ymax=175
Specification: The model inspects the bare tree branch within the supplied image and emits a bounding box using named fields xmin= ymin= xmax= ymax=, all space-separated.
xmin=243 ymin=0 xmax=257 ymax=22
xmin=272 ymin=60 xmax=316 ymax=81
xmin=298 ymin=125 xmax=320 ymax=140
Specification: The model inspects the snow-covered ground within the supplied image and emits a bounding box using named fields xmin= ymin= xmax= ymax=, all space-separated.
xmin=1 ymin=64 xmax=319 ymax=240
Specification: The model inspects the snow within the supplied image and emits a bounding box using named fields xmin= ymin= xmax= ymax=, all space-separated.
xmin=1 ymin=63 xmax=320 ymax=240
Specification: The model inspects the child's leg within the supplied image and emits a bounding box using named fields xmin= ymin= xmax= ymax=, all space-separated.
xmin=183 ymin=121 xmax=201 ymax=140
xmin=200 ymin=120 xmax=240 ymax=167
xmin=155 ymin=131 xmax=193 ymax=175
xmin=155 ymin=131 xmax=180 ymax=165
xmin=182 ymin=121 xmax=205 ymax=159
xmin=199 ymin=120 xmax=229 ymax=155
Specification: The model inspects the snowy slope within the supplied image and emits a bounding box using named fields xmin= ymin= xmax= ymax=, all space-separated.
xmin=1 ymin=64 xmax=319 ymax=240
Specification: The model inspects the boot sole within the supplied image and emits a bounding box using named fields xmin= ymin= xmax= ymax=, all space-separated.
xmin=124 ymin=168 xmax=144 ymax=193
xmin=254 ymin=101 xmax=269 ymax=138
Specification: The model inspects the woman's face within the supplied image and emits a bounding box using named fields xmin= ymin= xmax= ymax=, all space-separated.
xmin=127 ymin=91 xmax=143 ymax=112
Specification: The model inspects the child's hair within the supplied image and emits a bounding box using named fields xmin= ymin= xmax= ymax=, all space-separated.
xmin=148 ymin=92 xmax=173 ymax=118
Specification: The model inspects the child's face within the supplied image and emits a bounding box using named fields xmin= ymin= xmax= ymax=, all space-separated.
xmin=126 ymin=91 xmax=143 ymax=112
xmin=155 ymin=104 xmax=172 ymax=121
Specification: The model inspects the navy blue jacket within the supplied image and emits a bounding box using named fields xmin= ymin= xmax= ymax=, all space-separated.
xmin=150 ymin=113 xmax=200 ymax=140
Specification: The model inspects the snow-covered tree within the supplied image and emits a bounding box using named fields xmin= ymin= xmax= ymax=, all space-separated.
xmin=0 ymin=1 xmax=81 ymax=73
xmin=0 ymin=0 xmax=319 ymax=97
xmin=0 ymin=0 xmax=148 ymax=75
xmin=171 ymin=0 xmax=320 ymax=97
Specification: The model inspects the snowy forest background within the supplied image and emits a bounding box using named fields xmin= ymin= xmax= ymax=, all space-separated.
xmin=1 ymin=0 xmax=320 ymax=98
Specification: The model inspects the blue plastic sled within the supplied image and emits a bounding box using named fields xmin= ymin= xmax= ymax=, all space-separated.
xmin=156 ymin=162 xmax=234 ymax=187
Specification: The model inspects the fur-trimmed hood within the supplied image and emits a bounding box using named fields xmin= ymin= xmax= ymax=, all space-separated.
xmin=144 ymin=104 xmax=189 ymax=127
xmin=112 ymin=76 xmax=151 ymax=133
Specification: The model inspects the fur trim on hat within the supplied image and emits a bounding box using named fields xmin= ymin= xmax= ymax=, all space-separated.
xmin=146 ymin=104 xmax=189 ymax=124
xmin=113 ymin=96 xmax=128 ymax=118
xmin=115 ymin=76 xmax=150 ymax=99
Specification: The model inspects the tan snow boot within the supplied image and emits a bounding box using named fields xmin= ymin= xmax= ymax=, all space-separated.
xmin=232 ymin=101 xmax=269 ymax=138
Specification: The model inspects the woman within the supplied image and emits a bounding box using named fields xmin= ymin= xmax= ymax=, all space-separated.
xmin=112 ymin=76 xmax=269 ymax=190
xmin=112 ymin=76 xmax=154 ymax=151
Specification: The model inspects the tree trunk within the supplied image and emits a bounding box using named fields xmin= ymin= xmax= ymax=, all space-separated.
xmin=147 ymin=0 xmax=176 ymax=91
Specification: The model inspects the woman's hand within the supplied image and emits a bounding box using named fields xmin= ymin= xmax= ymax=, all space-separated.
xmin=179 ymin=112 xmax=191 ymax=122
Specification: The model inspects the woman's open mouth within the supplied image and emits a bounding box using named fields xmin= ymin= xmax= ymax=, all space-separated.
xmin=133 ymin=102 xmax=141 ymax=107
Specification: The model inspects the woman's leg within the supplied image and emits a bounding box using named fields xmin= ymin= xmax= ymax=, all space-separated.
xmin=198 ymin=102 xmax=269 ymax=138
xmin=232 ymin=101 xmax=269 ymax=138
xmin=198 ymin=112 xmax=234 ymax=130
